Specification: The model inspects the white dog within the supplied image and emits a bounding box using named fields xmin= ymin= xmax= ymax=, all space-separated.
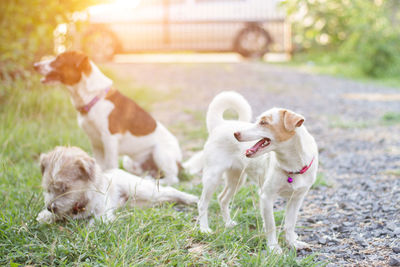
xmin=184 ymin=91 xmax=318 ymax=252
xmin=37 ymin=146 xmax=198 ymax=224
xmin=34 ymin=51 xmax=182 ymax=185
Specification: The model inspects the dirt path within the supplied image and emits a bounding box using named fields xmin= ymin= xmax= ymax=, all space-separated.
xmin=105 ymin=61 xmax=400 ymax=266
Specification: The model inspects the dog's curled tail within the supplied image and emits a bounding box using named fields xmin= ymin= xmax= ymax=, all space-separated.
xmin=206 ymin=91 xmax=252 ymax=133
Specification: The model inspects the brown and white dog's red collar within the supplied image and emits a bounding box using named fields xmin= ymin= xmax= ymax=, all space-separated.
xmin=286 ymin=156 xmax=315 ymax=183
xmin=77 ymin=87 xmax=112 ymax=115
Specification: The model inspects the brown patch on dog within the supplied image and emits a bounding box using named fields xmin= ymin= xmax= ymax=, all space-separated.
xmin=260 ymin=115 xmax=273 ymax=124
xmin=47 ymin=51 xmax=92 ymax=85
xmin=260 ymin=110 xmax=304 ymax=142
xmin=282 ymin=110 xmax=304 ymax=132
xmin=140 ymin=156 xmax=159 ymax=177
xmin=105 ymin=90 xmax=157 ymax=136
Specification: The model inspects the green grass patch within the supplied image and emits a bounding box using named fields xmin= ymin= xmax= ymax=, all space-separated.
xmin=312 ymin=172 xmax=331 ymax=189
xmin=0 ymin=70 xmax=323 ymax=265
xmin=328 ymin=116 xmax=370 ymax=129
xmin=329 ymin=113 xmax=400 ymax=129
xmin=276 ymin=52 xmax=400 ymax=89
xmin=171 ymin=109 xmax=208 ymax=151
xmin=381 ymin=112 xmax=400 ymax=125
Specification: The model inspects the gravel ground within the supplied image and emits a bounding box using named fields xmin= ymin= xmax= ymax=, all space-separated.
xmin=106 ymin=61 xmax=400 ymax=266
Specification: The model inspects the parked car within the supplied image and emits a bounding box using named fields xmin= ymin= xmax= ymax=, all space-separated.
xmin=77 ymin=0 xmax=291 ymax=61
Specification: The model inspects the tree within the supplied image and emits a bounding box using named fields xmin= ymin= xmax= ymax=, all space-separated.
xmin=0 ymin=0 xmax=106 ymax=79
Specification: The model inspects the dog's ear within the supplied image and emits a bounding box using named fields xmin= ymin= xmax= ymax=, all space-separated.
xmin=283 ymin=110 xmax=305 ymax=132
xmin=75 ymin=54 xmax=91 ymax=75
xmin=76 ymin=156 xmax=96 ymax=181
xmin=39 ymin=153 xmax=49 ymax=175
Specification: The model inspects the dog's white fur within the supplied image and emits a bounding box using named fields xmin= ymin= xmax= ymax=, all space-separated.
xmin=34 ymin=57 xmax=182 ymax=185
xmin=37 ymin=146 xmax=198 ymax=224
xmin=185 ymin=91 xmax=318 ymax=253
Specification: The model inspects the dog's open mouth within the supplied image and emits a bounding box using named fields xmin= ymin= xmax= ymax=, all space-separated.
xmin=246 ymin=138 xmax=271 ymax=157
xmin=41 ymin=72 xmax=61 ymax=84
xmin=72 ymin=202 xmax=86 ymax=215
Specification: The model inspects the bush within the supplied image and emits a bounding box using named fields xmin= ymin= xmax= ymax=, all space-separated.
xmin=283 ymin=0 xmax=400 ymax=77
xmin=0 ymin=0 xmax=103 ymax=80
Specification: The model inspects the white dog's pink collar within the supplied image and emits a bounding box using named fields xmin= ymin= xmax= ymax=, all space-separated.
xmin=286 ymin=157 xmax=315 ymax=183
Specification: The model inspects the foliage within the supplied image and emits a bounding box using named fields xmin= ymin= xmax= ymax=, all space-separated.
xmin=381 ymin=112 xmax=400 ymax=125
xmin=311 ymin=172 xmax=331 ymax=189
xmin=0 ymin=0 xmax=104 ymax=79
xmin=283 ymin=0 xmax=400 ymax=77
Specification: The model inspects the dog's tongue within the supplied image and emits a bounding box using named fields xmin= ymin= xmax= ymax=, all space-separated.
xmin=246 ymin=139 xmax=266 ymax=157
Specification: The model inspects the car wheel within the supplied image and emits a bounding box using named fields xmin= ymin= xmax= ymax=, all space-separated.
xmin=82 ymin=29 xmax=118 ymax=62
xmin=234 ymin=26 xmax=272 ymax=59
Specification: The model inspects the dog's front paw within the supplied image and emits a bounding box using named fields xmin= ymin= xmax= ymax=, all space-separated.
xmin=289 ymin=240 xmax=310 ymax=251
xmin=186 ymin=195 xmax=199 ymax=205
xmin=37 ymin=210 xmax=55 ymax=224
xmin=225 ymin=220 xmax=237 ymax=228
xmin=199 ymin=226 xmax=213 ymax=234
xmin=268 ymin=244 xmax=283 ymax=254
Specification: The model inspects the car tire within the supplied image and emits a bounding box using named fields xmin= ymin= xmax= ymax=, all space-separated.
xmin=82 ymin=28 xmax=119 ymax=62
xmin=234 ymin=25 xmax=272 ymax=59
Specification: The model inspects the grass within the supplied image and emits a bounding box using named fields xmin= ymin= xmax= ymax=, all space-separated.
xmin=277 ymin=52 xmax=400 ymax=89
xmin=0 ymin=71 xmax=324 ymax=266
xmin=312 ymin=172 xmax=331 ymax=190
xmin=327 ymin=112 xmax=400 ymax=129
xmin=381 ymin=112 xmax=400 ymax=125
xmin=328 ymin=117 xmax=370 ymax=129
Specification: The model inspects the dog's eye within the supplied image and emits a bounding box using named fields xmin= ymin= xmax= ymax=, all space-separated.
xmin=260 ymin=120 xmax=269 ymax=125
xmin=60 ymin=186 xmax=68 ymax=193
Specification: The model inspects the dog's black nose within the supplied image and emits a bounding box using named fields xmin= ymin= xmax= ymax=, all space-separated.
xmin=234 ymin=132 xmax=241 ymax=140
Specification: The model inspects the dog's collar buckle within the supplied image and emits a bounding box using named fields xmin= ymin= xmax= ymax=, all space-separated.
xmin=77 ymin=87 xmax=112 ymax=115
xmin=286 ymin=157 xmax=315 ymax=183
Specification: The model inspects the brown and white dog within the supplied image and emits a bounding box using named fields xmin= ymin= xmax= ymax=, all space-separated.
xmin=185 ymin=92 xmax=318 ymax=253
xmin=34 ymin=51 xmax=182 ymax=185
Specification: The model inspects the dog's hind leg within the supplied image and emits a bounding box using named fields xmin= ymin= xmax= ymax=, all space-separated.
xmin=152 ymin=147 xmax=179 ymax=185
xmin=198 ymin=167 xmax=223 ymax=233
xmin=218 ymin=169 xmax=245 ymax=228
